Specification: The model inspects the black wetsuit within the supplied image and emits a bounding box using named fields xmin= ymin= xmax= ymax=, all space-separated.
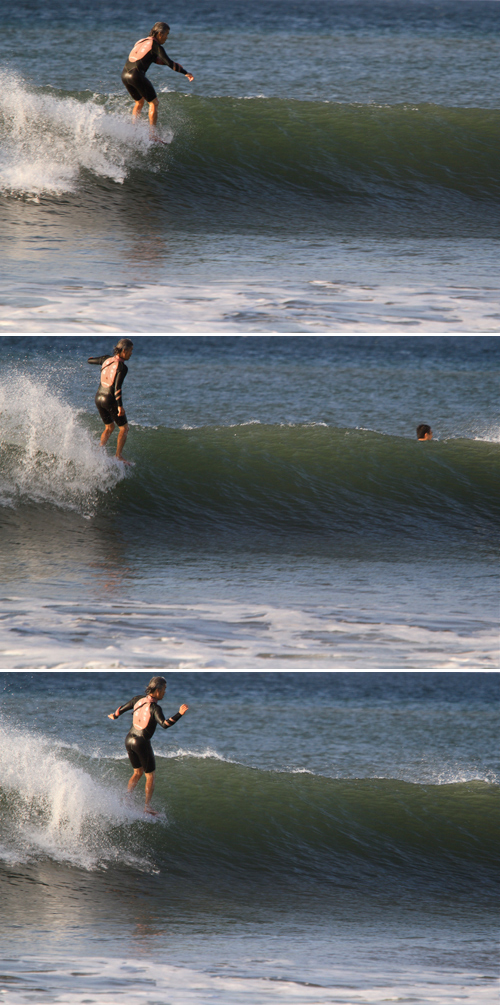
xmin=88 ymin=355 xmax=128 ymax=427
xmin=114 ymin=694 xmax=182 ymax=773
xmin=121 ymin=37 xmax=188 ymax=104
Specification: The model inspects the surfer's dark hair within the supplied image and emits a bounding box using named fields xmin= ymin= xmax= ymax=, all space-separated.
xmin=149 ymin=22 xmax=170 ymax=37
xmin=114 ymin=339 xmax=134 ymax=355
xmin=416 ymin=424 xmax=432 ymax=439
xmin=146 ymin=676 xmax=167 ymax=694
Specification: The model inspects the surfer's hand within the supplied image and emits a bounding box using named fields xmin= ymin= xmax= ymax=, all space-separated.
xmin=117 ymin=406 xmax=125 ymax=416
xmin=179 ymin=704 xmax=189 ymax=715
xmin=107 ymin=713 xmax=116 ymax=720
xmin=186 ymin=73 xmax=194 ymax=82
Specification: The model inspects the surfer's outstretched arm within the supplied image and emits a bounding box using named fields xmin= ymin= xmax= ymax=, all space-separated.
xmin=156 ymin=42 xmax=193 ymax=81
xmin=108 ymin=697 xmax=136 ymax=720
xmin=160 ymin=704 xmax=189 ymax=728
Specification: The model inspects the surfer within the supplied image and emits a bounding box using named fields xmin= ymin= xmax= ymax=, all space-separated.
xmin=416 ymin=424 xmax=433 ymax=441
xmin=108 ymin=676 xmax=189 ymax=815
xmin=121 ymin=22 xmax=194 ymax=139
xmin=88 ymin=339 xmax=134 ymax=462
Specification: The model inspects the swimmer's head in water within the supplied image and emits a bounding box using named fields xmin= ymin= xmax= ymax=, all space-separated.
xmin=114 ymin=338 xmax=134 ymax=359
xmin=146 ymin=676 xmax=167 ymax=695
xmin=149 ymin=21 xmax=170 ymax=39
xmin=416 ymin=423 xmax=433 ymax=440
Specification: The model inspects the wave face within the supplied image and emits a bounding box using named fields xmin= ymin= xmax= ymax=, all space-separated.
xmin=0 ymin=724 xmax=498 ymax=897
xmin=159 ymin=96 xmax=500 ymax=205
xmin=152 ymin=759 xmax=500 ymax=894
xmin=1 ymin=75 xmax=499 ymax=223
xmin=113 ymin=424 xmax=499 ymax=537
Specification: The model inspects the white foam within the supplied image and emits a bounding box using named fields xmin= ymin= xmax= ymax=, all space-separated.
xmin=0 ymin=375 xmax=126 ymax=513
xmin=1 ymin=276 xmax=500 ymax=331
xmin=2 ymin=955 xmax=499 ymax=1005
xmin=0 ymin=721 xmax=146 ymax=869
xmin=473 ymin=427 xmax=500 ymax=443
xmin=0 ymin=596 xmax=497 ymax=670
xmin=160 ymin=746 xmax=237 ymax=762
xmin=0 ymin=72 xmax=169 ymax=196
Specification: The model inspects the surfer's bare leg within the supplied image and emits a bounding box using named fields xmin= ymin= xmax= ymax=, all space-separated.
xmin=148 ymin=98 xmax=159 ymax=136
xmin=100 ymin=422 xmax=115 ymax=447
xmin=132 ymin=98 xmax=145 ymax=121
xmin=127 ymin=767 xmax=144 ymax=792
xmin=144 ymin=771 xmax=156 ymax=812
xmin=116 ymin=422 xmax=129 ymax=461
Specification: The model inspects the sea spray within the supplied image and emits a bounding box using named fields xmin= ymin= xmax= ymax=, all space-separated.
xmin=0 ymin=72 xmax=172 ymax=197
xmin=0 ymin=721 xmax=147 ymax=869
xmin=0 ymin=375 xmax=126 ymax=513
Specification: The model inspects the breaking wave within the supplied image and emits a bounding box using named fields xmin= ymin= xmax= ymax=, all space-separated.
xmin=1 ymin=74 xmax=499 ymax=214
xmin=0 ymin=722 xmax=498 ymax=894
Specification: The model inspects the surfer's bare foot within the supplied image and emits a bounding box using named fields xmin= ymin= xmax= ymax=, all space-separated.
xmin=145 ymin=805 xmax=159 ymax=816
xmin=116 ymin=456 xmax=133 ymax=465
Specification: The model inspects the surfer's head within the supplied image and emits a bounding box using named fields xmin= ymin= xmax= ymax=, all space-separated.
xmin=149 ymin=21 xmax=170 ymax=41
xmin=146 ymin=676 xmax=167 ymax=698
xmin=114 ymin=338 xmax=134 ymax=360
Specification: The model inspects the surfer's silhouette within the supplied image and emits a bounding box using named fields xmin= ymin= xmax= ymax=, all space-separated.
xmin=121 ymin=22 xmax=194 ymax=141
xmin=87 ymin=339 xmax=133 ymax=463
xmin=108 ymin=676 xmax=189 ymax=815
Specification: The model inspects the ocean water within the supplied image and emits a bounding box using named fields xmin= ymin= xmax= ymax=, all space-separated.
xmin=0 ymin=335 xmax=498 ymax=670
xmin=0 ymin=670 xmax=499 ymax=1005
xmin=1 ymin=1 xmax=500 ymax=330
